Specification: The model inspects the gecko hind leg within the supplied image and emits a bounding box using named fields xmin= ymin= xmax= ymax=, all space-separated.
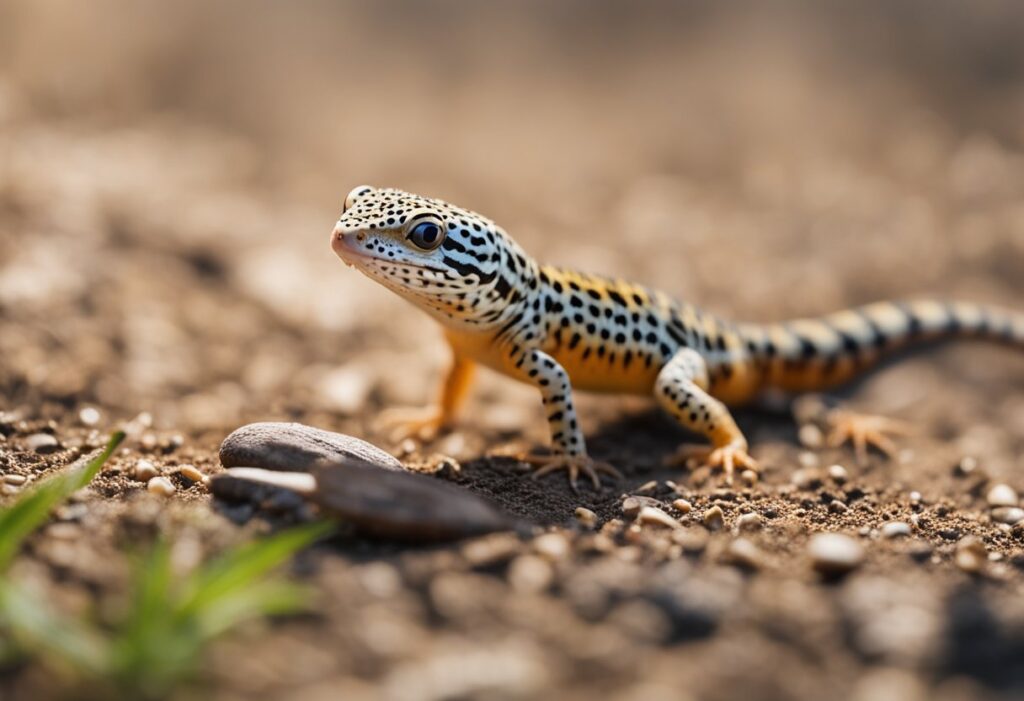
xmin=655 ymin=348 xmax=759 ymax=485
xmin=825 ymin=408 xmax=912 ymax=466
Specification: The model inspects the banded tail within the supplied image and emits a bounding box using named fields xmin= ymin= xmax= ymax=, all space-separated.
xmin=740 ymin=300 xmax=1024 ymax=393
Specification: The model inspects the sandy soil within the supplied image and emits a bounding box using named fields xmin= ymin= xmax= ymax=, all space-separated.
xmin=2 ymin=2 xmax=1024 ymax=699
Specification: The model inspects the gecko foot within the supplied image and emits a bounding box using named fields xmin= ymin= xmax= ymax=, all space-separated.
xmin=511 ymin=452 xmax=621 ymax=492
xmin=665 ymin=441 xmax=759 ymax=485
xmin=825 ymin=409 xmax=912 ymax=466
xmin=376 ymin=406 xmax=449 ymax=442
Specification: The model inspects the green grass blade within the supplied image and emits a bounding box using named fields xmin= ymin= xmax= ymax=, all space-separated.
xmin=193 ymin=579 xmax=312 ymax=639
xmin=176 ymin=521 xmax=331 ymax=619
xmin=0 ymin=431 xmax=125 ymax=571
xmin=0 ymin=583 xmax=109 ymax=676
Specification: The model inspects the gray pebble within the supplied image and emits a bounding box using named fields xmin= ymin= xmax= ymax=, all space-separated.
xmin=991 ymin=506 xmax=1024 ymax=525
xmin=212 ymin=423 xmax=516 ymax=542
xmin=26 ymin=433 xmax=59 ymax=454
xmin=219 ymin=422 xmax=403 ymax=473
xmin=986 ymin=483 xmax=1018 ymax=508
xmin=880 ymin=521 xmax=912 ymax=539
xmin=808 ymin=533 xmax=864 ymax=576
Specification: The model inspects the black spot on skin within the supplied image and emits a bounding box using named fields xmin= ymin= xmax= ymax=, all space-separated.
xmin=586 ymin=289 xmax=602 ymax=300
xmin=608 ymin=290 xmax=627 ymax=306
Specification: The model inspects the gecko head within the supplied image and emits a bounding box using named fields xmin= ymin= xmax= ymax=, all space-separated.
xmin=331 ymin=186 xmax=524 ymax=327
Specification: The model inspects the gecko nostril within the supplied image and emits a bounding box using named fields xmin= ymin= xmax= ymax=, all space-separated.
xmin=356 ymin=232 xmax=366 ymax=242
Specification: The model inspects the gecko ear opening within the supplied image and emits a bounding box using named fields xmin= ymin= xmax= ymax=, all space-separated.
xmin=343 ymin=185 xmax=375 ymax=212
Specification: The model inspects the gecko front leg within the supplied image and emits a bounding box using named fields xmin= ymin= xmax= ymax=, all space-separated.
xmin=504 ymin=347 xmax=620 ymax=490
xmin=378 ymin=352 xmax=475 ymax=441
xmin=655 ymin=348 xmax=759 ymax=484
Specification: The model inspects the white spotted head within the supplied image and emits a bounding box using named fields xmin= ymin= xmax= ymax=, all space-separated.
xmin=331 ymin=186 xmax=536 ymax=328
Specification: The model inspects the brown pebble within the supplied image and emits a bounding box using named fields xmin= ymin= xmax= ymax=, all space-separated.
xmin=508 ymin=554 xmax=554 ymax=594
xmin=574 ymin=507 xmax=598 ymax=528
xmin=133 ymin=459 xmax=159 ymax=482
xmin=955 ymin=536 xmax=987 ymax=574
xmin=672 ymin=498 xmax=693 ymax=514
xmin=725 ymin=537 xmax=764 ymax=569
xmin=177 ymin=464 xmax=205 ymax=484
xmin=147 ymin=476 xmax=176 ymax=497
xmin=703 ymin=505 xmax=724 ymax=531
xmin=634 ymin=480 xmax=658 ymax=495
xmin=533 ymin=532 xmax=570 ymax=560
xmin=736 ymin=512 xmax=762 ymax=531
xmin=637 ymin=506 xmax=680 ymax=529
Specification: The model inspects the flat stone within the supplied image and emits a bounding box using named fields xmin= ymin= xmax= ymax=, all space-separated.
xmin=219 ymin=422 xmax=403 ymax=473
xmin=880 ymin=521 xmax=912 ymax=539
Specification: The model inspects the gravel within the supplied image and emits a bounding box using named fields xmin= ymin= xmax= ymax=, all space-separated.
xmin=808 ymin=533 xmax=865 ymax=576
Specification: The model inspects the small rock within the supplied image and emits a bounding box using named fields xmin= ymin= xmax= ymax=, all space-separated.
xmin=2 ymin=484 xmax=21 ymax=496
xmin=740 ymin=469 xmax=759 ymax=486
xmin=508 ymin=554 xmax=554 ymax=594
xmin=26 ymin=433 xmax=59 ymax=454
xmin=78 ymin=407 xmax=101 ymax=427
xmin=808 ymin=533 xmax=864 ymax=576
xmin=671 ymin=527 xmax=709 ymax=553
xmin=791 ymin=468 xmax=822 ymax=490
xmin=574 ymin=507 xmax=598 ymax=528
xmin=622 ymin=495 xmax=661 ymax=519
xmin=798 ymin=424 xmax=824 ymax=449
xmin=637 ymin=506 xmax=679 ymax=529
xmin=992 ymin=507 xmax=1024 ymax=526
xmin=986 ymin=484 xmax=1018 ymax=508
xmin=955 ymin=456 xmax=978 ymax=476
xmin=177 ymin=464 xmax=205 ymax=484
xmin=955 ymin=536 xmax=987 ymax=574
xmin=735 ymin=512 xmax=762 ymax=532
xmin=702 ymin=505 xmax=724 ymax=531
xmin=909 ymin=491 xmax=922 ymax=505
xmin=829 ymin=500 xmax=849 ymax=514
xmin=635 ymin=480 xmax=658 ymax=495
xmin=622 ymin=496 xmax=643 ymax=519
xmin=462 ymin=532 xmax=522 ymax=567
xmin=827 ymin=464 xmax=849 ymax=484
xmin=880 ymin=521 xmax=912 ymax=539
xmin=533 ymin=532 xmax=570 ymax=560
xmin=907 ymin=540 xmax=933 ymax=562
xmin=672 ymin=498 xmax=693 ymax=515
xmin=133 ymin=459 xmax=159 ymax=482
xmin=798 ymin=452 xmax=819 ymax=469
xmin=147 ymin=476 xmax=176 ymax=497
xmin=3 ymin=474 xmax=27 ymax=486
xmin=219 ymin=422 xmax=403 ymax=473
xmin=725 ymin=537 xmax=764 ymax=569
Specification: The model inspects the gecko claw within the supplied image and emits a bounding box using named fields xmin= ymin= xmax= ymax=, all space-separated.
xmin=513 ymin=452 xmax=621 ymax=491
xmin=665 ymin=441 xmax=759 ymax=485
xmin=825 ymin=409 xmax=912 ymax=466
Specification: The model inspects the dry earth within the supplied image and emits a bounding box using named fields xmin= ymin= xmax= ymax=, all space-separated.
xmin=1 ymin=2 xmax=1024 ymax=700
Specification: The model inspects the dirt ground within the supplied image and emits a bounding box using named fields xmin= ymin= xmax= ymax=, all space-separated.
xmin=2 ymin=2 xmax=1024 ymax=700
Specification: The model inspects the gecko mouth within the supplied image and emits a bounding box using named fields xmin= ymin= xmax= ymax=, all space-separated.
xmin=332 ymin=233 xmax=448 ymax=275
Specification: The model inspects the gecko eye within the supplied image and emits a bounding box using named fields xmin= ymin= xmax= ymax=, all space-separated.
xmin=407 ymin=220 xmax=445 ymax=250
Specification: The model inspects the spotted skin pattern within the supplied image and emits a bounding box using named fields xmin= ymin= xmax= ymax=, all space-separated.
xmin=332 ymin=186 xmax=1024 ymax=485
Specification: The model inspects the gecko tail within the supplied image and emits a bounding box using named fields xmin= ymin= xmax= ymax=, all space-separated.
xmin=739 ymin=299 xmax=1024 ymax=393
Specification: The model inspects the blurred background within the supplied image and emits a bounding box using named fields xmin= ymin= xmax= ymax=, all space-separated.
xmin=2 ymin=3 xmax=1024 ymax=700
xmin=2 ymin=0 xmax=1022 ymax=428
